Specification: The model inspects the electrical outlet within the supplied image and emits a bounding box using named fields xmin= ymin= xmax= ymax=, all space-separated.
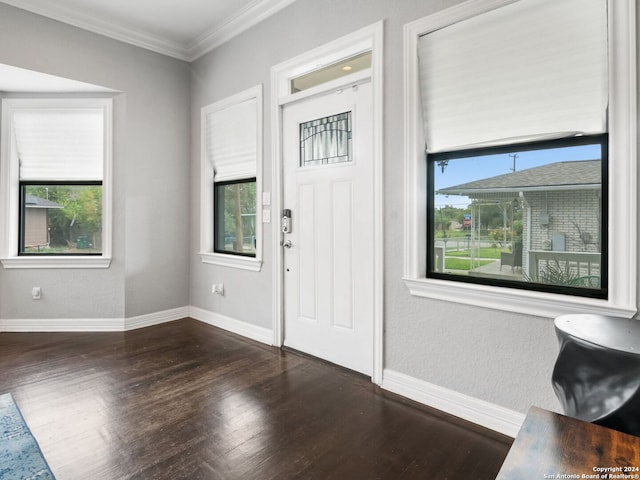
xmin=32 ymin=287 xmax=41 ymax=300
xmin=212 ymin=283 xmax=224 ymax=296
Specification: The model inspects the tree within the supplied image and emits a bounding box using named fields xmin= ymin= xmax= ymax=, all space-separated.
xmin=222 ymin=181 xmax=256 ymax=253
xmin=25 ymin=185 xmax=102 ymax=249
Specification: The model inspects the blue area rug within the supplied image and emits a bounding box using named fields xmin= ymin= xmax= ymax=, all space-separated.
xmin=0 ymin=393 xmax=56 ymax=480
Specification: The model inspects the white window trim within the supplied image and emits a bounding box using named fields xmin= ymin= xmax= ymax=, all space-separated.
xmin=199 ymin=85 xmax=263 ymax=272
xmin=403 ymin=0 xmax=637 ymax=319
xmin=0 ymin=96 xmax=113 ymax=269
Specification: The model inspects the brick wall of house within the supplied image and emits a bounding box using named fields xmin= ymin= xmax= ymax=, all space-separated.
xmin=520 ymin=189 xmax=602 ymax=279
xmin=524 ymin=189 xmax=601 ymax=254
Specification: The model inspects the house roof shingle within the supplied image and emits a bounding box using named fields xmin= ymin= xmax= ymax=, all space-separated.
xmin=437 ymin=160 xmax=601 ymax=196
xmin=25 ymin=194 xmax=64 ymax=209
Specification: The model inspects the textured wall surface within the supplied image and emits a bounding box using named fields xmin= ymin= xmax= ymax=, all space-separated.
xmin=0 ymin=3 xmax=191 ymax=320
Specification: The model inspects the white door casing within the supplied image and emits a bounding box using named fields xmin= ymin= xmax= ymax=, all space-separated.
xmin=282 ymin=81 xmax=373 ymax=375
xmin=270 ymin=21 xmax=383 ymax=384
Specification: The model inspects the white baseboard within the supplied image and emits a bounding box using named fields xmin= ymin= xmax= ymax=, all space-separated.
xmin=0 ymin=307 xmax=272 ymax=344
xmin=189 ymin=306 xmax=273 ymax=345
xmin=0 ymin=317 xmax=125 ymax=332
xmin=0 ymin=306 xmax=189 ymax=332
xmin=382 ymin=369 xmax=525 ymax=438
xmin=124 ymin=306 xmax=189 ymax=331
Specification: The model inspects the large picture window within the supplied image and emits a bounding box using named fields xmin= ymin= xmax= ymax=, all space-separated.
xmin=428 ymin=135 xmax=607 ymax=298
xmin=403 ymin=0 xmax=637 ymax=317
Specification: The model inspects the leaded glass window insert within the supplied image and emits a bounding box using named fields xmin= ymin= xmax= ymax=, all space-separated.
xmin=300 ymin=111 xmax=352 ymax=167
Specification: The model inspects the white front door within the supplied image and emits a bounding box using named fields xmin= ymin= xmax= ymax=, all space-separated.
xmin=282 ymin=81 xmax=373 ymax=376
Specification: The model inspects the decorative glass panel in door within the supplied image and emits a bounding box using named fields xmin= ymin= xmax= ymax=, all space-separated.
xmin=299 ymin=111 xmax=352 ymax=167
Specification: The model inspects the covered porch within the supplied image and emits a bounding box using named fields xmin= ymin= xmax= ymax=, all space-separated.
xmin=435 ymin=159 xmax=603 ymax=290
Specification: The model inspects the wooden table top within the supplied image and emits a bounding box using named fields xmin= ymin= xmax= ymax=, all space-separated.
xmin=496 ymin=406 xmax=640 ymax=479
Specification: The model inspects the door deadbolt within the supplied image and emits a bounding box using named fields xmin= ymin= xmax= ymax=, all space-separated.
xmin=282 ymin=209 xmax=292 ymax=234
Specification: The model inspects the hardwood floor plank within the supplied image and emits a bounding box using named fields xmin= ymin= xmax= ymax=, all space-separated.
xmin=0 ymin=318 xmax=511 ymax=479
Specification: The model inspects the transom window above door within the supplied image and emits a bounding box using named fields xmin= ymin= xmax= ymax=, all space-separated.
xmin=291 ymin=51 xmax=371 ymax=94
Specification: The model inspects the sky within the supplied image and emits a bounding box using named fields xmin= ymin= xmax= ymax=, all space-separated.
xmin=434 ymin=143 xmax=602 ymax=208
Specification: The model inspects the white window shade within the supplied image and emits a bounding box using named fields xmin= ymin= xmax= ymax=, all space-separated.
xmin=14 ymin=109 xmax=104 ymax=181
xmin=418 ymin=0 xmax=608 ymax=154
xmin=206 ymin=97 xmax=257 ymax=182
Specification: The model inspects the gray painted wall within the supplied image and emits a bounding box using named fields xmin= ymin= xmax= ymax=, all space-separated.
xmin=190 ymin=0 xmax=640 ymax=415
xmin=0 ymin=0 xmax=637 ymax=419
xmin=0 ymin=3 xmax=191 ymax=320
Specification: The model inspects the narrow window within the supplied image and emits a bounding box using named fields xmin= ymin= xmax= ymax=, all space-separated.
xmin=201 ymin=85 xmax=262 ymax=267
xmin=214 ymin=178 xmax=256 ymax=256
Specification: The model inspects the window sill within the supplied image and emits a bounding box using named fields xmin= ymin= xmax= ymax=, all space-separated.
xmin=1 ymin=256 xmax=112 ymax=269
xmin=403 ymin=277 xmax=636 ymax=319
xmin=199 ymin=252 xmax=262 ymax=272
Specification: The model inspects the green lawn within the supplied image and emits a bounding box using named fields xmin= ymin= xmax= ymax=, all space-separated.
xmin=446 ymin=248 xmax=506 ymax=259
xmin=444 ymin=258 xmax=495 ymax=270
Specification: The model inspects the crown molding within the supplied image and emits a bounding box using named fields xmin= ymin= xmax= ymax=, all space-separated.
xmin=187 ymin=0 xmax=297 ymax=60
xmin=0 ymin=0 xmax=297 ymax=62
xmin=0 ymin=0 xmax=192 ymax=60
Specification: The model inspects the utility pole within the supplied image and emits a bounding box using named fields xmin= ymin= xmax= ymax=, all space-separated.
xmin=509 ymin=153 xmax=518 ymax=172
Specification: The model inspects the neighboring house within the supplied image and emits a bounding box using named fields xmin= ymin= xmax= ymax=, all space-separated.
xmin=24 ymin=194 xmax=63 ymax=249
xmin=438 ymin=160 xmax=602 ymax=280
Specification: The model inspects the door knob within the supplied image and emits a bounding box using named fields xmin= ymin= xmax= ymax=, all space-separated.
xmin=282 ymin=239 xmax=293 ymax=248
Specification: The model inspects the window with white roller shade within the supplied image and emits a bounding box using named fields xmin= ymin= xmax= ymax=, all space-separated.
xmin=200 ymin=85 xmax=263 ymax=269
xmin=205 ymin=96 xmax=257 ymax=182
xmin=417 ymin=0 xmax=608 ymax=154
xmin=14 ymin=109 xmax=104 ymax=181
xmin=403 ymin=0 xmax=637 ymax=316
xmin=0 ymin=97 xmax=112 ymax=266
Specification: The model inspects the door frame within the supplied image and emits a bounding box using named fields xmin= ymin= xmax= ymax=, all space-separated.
xmin=270 ymin=21 xmax=384 ymax=384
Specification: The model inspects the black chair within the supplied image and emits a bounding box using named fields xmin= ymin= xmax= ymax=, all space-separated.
xmin=500 ymin=242 xmax=522 ymax=271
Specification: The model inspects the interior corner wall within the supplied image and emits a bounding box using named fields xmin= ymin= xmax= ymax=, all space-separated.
xmin=0 ymin=3 xmax=191 ymax=321
xmin=190 ymin=0 xmax=640 ymax=417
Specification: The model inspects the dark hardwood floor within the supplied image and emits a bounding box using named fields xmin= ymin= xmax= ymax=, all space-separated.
xmin=0 ymin=318 xmax=511 ymax=479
